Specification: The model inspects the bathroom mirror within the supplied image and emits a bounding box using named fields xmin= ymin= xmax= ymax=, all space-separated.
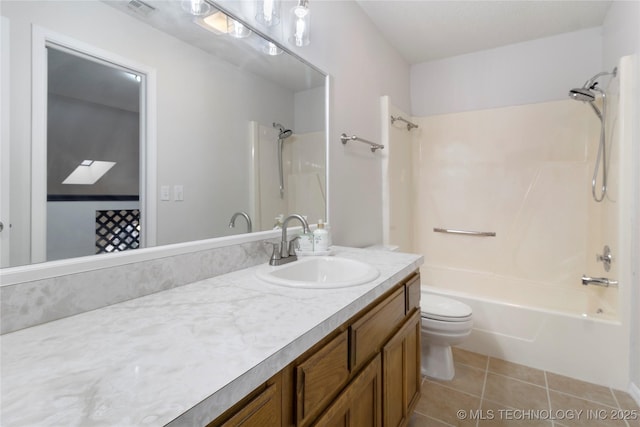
xmin=1 ymin=0 xmax=327 ymax=268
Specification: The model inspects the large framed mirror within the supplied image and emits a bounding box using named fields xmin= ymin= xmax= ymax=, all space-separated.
xmin=0 ymin=0 xmax=327 ymax=269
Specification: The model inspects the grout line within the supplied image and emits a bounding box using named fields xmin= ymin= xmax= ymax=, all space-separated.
xmin=488 ymin=370 xmax=549 ymax=389
xmin=544 ymin=371 xmax=555 ymax=427
xmin=548 ymin=389 xmax=621 ymax=409
xmin=611 ymin=386 xmax=622 ymax=408
xmin=610 ymin=389 xmax=632 ymax=427
xmin=476 ymin=356 xmax=490 ymax=427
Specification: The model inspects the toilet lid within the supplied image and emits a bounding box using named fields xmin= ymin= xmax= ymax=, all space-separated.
xmin=421 ymin=294 xmax=472 ymax=320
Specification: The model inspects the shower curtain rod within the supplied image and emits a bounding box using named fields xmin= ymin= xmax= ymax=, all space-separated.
xmin=390 ymin=115 xmax=419 ymax=131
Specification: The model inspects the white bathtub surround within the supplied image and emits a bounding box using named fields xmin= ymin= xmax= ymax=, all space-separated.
xmin=383 ymin=55 xmax=637 ymax=392
xmin=0 ymin=247 xmax=423 ymax=426
xmin=631 ymin=383 xmax=640 ymax=407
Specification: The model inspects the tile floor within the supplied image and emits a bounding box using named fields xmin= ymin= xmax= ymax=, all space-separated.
xmin=410 ymin=348 xmax=640 ymax=427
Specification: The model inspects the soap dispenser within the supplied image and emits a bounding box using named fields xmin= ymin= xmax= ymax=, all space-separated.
xmin=298 ymin=216 xmax=314 ymax=252
xmin=313 ymin=219 xmax=329 ymax=252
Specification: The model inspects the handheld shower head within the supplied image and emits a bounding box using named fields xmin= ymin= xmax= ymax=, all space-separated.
xmin=273 ymin=122 xmax=293 ymax=139
xmin=569 ymin=87 xmax=596 ymax=103
xmin=569 ymin=68 xmax=616 ymax=203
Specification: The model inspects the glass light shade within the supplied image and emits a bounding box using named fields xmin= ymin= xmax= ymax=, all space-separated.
xmin=227 ymin=18 xmax=252 ymax=38
xmin=181 ymin=0 xmax=212 ymax=16
xmin=289 ymin=1 xmax=310 ymax=47
xmin=262 ymin=41 xmax=283 ymax=56
xmin=255 ymin=0 xmax=280 ymax=27
xmin=196 ymin=11 xmax=230 ymax=35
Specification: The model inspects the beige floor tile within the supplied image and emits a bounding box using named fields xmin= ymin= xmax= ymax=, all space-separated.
xmin=431 ymin=363 xmax=486 ymax=397
xmin=612 ymin=390 xmax=640 ymax=427
xmin=453 ymin=347 xmax=488 ymax=370
xmin=488 ymin=357 xmax=546 ymax=387
xmin=415 ymin=380 xmax=481 ymax=427
xmin=409 ymin=412 xmax=455 ymax=427
xmin=549 ymin=390 xmax=628 ymax=427
xmin=626 ymin=417 xmax=640 ymax=427
xmin=479 ymin=399 xmax=552 ymax=427
xmin=612 ymin=389 xmax=640 ymax=411
xmin=483 ymin=373 xmax=549 ymax=411
xmin=546 ymin=372 xmax=617 ymax=407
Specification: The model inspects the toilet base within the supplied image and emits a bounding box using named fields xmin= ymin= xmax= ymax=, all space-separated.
xmin=421 ymin=342 xmax=455 ymax=381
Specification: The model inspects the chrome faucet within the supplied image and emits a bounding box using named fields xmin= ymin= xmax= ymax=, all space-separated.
xmin=268 ymin=214 xmax=310 ymax=266
xmin=581 ymin=275 xmax=618 ymax=287
xmin=229 ymin=211 xmax=252 ymax=233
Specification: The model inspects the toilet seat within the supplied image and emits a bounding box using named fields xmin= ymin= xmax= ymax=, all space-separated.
xmin=421 ymin=294 xmax=472 ymax=322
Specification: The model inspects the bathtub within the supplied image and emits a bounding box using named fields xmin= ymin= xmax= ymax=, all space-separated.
xmin=421 ymin=266 xmax=629 ymax=389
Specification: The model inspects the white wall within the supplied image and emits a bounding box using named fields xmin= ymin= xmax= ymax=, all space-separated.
xmin=602 ymin=0 xmax=640 ymax=400
xmin=294 ymin=86 xmax=325 ymax=134
xmin=217 ymin=0 xmax=411 ymax=247
xmin=411 ymin=27 xmax=603 ymax=116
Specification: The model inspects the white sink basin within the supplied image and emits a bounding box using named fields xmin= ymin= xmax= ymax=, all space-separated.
xmin=255 ymin=256 xmax=380 ymax=288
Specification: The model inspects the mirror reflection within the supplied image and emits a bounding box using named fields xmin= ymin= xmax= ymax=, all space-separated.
xmin=1 ymin=0 xmax=327 ymax=268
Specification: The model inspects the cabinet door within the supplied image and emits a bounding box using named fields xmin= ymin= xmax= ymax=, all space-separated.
xmin=296 ymin=330 xmax=350 ymax=426
xmin=382 ymin=310 xmax=421 ymax=427
xmin=215 ymin=378 xmax=281 ymax=427
xmin=312 ymin=354 xmax=382 ymax=427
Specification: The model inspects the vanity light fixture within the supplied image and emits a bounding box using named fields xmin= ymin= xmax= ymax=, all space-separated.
xmin=196 ymin=10 xmax=251 ymax=39
xmin=181 ymin=0 xmax=211 ymax=16
xmin=62 ymin=160 xmax=116 ymax=185
xmin=255 ymin=0 xmax=280 ymax=27
xmin=289 ymin=0 xmax=310 ymax=47
xmin=196 ymin=10 xmax=230 ymax=35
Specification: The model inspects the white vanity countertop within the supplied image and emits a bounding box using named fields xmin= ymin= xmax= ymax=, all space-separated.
xmin=0 ymin=247 xmax=423 ymax=427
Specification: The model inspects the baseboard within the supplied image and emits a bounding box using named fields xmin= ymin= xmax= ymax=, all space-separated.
xmin=630 ymin=382 xmax=640 ymax=407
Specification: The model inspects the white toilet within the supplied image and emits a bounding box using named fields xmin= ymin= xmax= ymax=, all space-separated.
xmin=420 ymin=291 xmax=473 ymax=381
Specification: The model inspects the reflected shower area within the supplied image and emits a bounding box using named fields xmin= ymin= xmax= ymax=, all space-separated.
xmin=250 ymin=119 xmax=326 ymax=231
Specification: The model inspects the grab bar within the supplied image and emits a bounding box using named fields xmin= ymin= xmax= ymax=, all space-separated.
xmin=433 ymin=228 xmax=496 ymax=237
xmin=340 ymin=133 xmax=384 ymax=153
xmin=390 ymin=115 xmax=419 ymax=131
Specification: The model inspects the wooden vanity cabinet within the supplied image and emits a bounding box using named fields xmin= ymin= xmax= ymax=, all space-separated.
xmin=206 ymin=272 xmax=421 ymax=427
xmin=382 ymin=310 xmax=421 ymax=427
xmin=207 ymin=373 xmax=282 ymax=427
xmin=312 ymin=354 xmax=383 ymax=427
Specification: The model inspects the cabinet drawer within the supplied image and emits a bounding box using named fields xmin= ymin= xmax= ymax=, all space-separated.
xmin=405 ymin=274 xmax=421 ymax=314
xmin=296 ymin=330 xmax=350 ymax=426
xmin=350 ymin=287 xmax=405 ymax=370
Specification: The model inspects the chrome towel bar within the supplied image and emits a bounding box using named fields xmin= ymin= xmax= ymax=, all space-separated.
xmin=433 ymin=228 xmax=496 ymax=237
xmin=340 ymin=133 xmax=384 ymax=152
xmin=390 ymin=115 xmax=419 ymax=131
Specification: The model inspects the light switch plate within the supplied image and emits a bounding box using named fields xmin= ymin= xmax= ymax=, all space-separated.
xmin=160 ymin=185 xmax=170 ymax=201
xmin=174 ymin=185 xmax=184 ymax=201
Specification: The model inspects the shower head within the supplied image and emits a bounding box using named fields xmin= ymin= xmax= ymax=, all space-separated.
xmin=569 ymin=87 xmax=596 ymax=103
xmin=273 ymin=122 xmax=293 ymax=139
xmin=568 ymin=67 xmax=617 ymax=104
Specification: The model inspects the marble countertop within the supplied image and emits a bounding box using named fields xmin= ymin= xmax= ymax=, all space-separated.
xmin=0 ymin=247 xmax=423 ymax=427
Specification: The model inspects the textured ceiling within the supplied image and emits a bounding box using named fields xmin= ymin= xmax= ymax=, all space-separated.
xmin=356 ymin=0 xmax=612 ymax=64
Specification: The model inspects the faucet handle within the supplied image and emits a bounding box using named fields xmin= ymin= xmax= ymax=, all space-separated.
xmin=264 ymin=242 xmax=281 ymax=264
xmin=288 ymin=237 xmax=300 ymax=256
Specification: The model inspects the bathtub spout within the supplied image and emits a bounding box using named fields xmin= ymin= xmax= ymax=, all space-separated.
xmin=581 ymin=275 xmax=618 ymax=287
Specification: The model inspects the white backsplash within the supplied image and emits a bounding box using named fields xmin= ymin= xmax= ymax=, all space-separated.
xmin=1 ymin=240 xmax=272 ymax=334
